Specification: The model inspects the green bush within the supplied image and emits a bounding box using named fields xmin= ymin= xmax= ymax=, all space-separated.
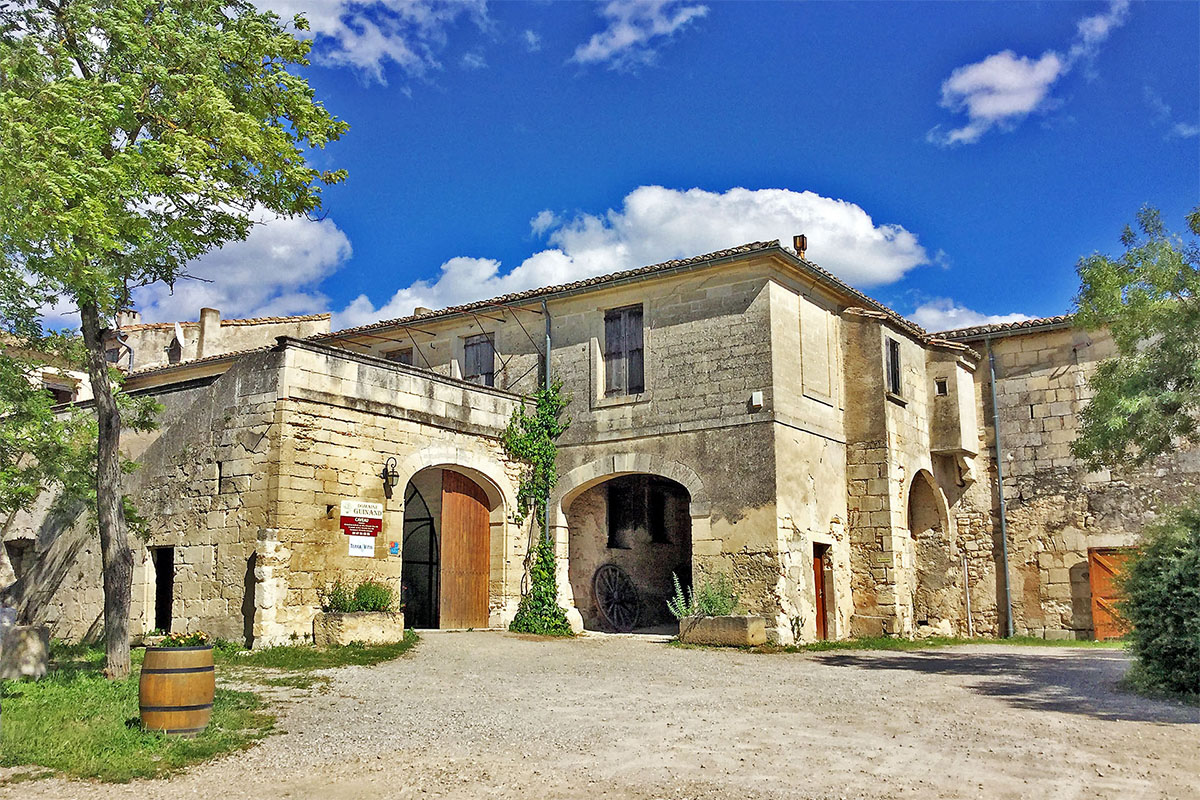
xmin=509 ymin=533 xmax=573 ymax=636
xmin=667 ymin=573 xmax=738 ymax=619
xmin=319 ymin=578 xmax=396 ymax=613
xmin=1120 ymin=500 xmax=1200 ymax=700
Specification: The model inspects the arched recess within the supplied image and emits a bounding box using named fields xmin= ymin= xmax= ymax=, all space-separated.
xmin=552 ymin=456 xmax=711 ymax=633
xmin=907 ymin=469 xmax=956 ymax=628
xmin=396 ymin=447 xmax=513 ymax=629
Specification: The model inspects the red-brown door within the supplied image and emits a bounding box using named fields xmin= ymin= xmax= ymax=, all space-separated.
xmin=813 ymin=544 xmax=829 ymax=640
xmin=439 ymin=471 xmax=490 ymax=629
xmin=1088 ymin=547 xmax=1132 ymax=640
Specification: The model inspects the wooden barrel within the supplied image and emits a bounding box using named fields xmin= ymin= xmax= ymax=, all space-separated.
xmin=138 ymin=646 xmax=215 ymax=736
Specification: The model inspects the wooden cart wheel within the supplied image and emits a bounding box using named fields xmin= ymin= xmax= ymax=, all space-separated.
xmin=593 ymin=563 xmax=640 ymax=633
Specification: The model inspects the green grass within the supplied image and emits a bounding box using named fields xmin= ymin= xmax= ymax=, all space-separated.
xmin=670 ymin=635 xmax=1128 ymax=654
xmin=0 ymin=645 xmax=273 ymax=783
xmin=215 ymin=628 xmax=419 ymax=670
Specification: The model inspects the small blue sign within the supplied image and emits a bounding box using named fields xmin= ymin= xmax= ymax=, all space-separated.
xmin=388 ymin=540 xmax=400 ymax=556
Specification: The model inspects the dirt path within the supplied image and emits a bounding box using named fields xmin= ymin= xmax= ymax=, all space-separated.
xmin=6 ymin=632 xmax=1198 ymax=800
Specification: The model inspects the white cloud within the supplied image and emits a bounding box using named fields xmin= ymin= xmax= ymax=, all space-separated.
xmin=336 ymin=185 xmax=930 ymax=329
xmin=1170 ymin=122 xmax=1200 ymax=140
xmin=929 ymin=0 xmax=1130 ymax=146
xmin=460 ymin=50 xmax=487 ymax=70
xmin=571 ymin=0 xmax=708 ymax=70
xmin=522 ymin=29 xmax=541 ymax=53
xmin=1144 ymin=86 xmax=1200 ymax=140
xmin=530 ymin=209 xmax=560 ymax=237
xmin=257 ymin=0 xmax=487 ymax=84
xmin=132 ymin=211 xmax=352 ymax=323
xmin=909 ymin=298 xmax=1033 ymax=332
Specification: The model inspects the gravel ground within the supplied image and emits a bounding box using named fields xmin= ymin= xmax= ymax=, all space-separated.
xmin=4 ymin=632 xmax=1198 ymax=800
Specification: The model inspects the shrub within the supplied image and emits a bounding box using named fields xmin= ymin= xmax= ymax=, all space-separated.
xmin=1120 ymin=500 xmax=1200 ymax=700
xmin=319 ymin=578 xmax=396 ymax=613
xmin=509 ymin=533 xmax=573 ymax=636
xmin=667 ymin=573 xmax=738 ymax=619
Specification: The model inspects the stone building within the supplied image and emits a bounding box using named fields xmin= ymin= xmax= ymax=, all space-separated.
xmin=1 ymin=240 xmax=1180 ymax=645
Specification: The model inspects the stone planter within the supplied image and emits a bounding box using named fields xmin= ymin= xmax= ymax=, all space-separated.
xmin=0 ymin=624 xmax=50 ymax=680
xmin=677 ymin=615 xmax=768 ymax=647
xmin=313 ymin=611 xmax=405 ymax=647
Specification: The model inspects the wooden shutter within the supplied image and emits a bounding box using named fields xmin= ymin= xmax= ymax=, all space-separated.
xmin=627 ymin=306 xmax=644 ymax=393
xmin=464 ymin=334 xmax=494 ymax=387
xmin=605 ymin=311 xmax=625 ymax=395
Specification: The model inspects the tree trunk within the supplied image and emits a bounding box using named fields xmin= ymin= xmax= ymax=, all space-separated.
xmin=79 ymin=301 xmax=132 ymax=679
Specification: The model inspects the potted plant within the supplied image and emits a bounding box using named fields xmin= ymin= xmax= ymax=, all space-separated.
xmin=313 ymin=578 xmax=405 ymax=646
xmin=139 ymin=631 xmax=214 ymax=736
xmin=669 ymin=574 xmax=768 ymax=647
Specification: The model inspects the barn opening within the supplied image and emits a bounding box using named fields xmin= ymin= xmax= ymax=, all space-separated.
xmin=401 ymin=467 xmax=502 ymax=629
xmin=567 ymin=474 xmax=692 ymax=633
xmin=151 ymin=546 xmax=175 ymax=633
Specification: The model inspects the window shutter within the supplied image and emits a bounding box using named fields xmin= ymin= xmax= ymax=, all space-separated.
xmin=605 ymin=311 xmax=625 ymax=395
xmin=627 ymin=307 xmax=644 ymax=393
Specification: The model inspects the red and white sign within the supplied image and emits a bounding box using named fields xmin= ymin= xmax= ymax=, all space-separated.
xmin=340 ymin=500 xmax=383 ymax=537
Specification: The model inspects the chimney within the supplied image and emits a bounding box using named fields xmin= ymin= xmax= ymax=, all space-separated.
xmin=793 ymin=234 xmax=808 ymax=260
xmin=196 ymin=307 xmax=220 ymax=359
xmin=116 ymin=309 xmax=141 ymax=328
xmin=414 ymin=306 xmax=433 ymax=316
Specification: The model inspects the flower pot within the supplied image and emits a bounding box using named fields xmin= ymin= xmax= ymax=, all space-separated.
xmin=138 ymin=645 xmax=215 ymax=736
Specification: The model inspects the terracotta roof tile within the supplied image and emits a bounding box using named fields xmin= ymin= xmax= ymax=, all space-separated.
xmin=936 ymin=314 xmax=1074 ymax=340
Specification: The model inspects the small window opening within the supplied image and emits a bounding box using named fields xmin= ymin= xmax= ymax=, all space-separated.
xmin=463 ymin=334 xmax=495 ymax=387
xmin=886 ymin=339 xmax=902 ymax=396
xmin=384 ymin=347 xmax=413 ymax=365
xmin=43 ymin=383 xmax=73 ymax=404
xmin=5 ymin=540 xmax=34 ymax=582
xmin=935 ymin=378 xmax=948 ymax=396
xmin=152 ymin=546 xmax=175 ymax=633
xmin=1030 ymin=404 xmax=1036 ymax=419
xmin=167 ymin=337 xmax=182 ymax=364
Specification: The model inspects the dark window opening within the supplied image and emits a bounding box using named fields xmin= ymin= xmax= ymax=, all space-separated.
xmin=152 ymin=547 xmax=175 ymax=633
xmin=384 ymin=347 xmax=414 ymax=365
xmin=167 ymin=337 xmax=182 ymax=364
xmin=105 ymin=348 xmax=123 ymax=363
xmin=5 ymin=540 xmax=34 ymax=583
xmin=606 ymin=475 xmax=685 ymax=548
xmin=935 ymin=378 xmax=948 ymax=396
xmin=604 ymin=305 xmax=644 ymax=396
xmin=886 ymin=338 xmax=902 ymax=396
xmin=43 ymin=384 xmax=73 ymax=404
xmin=463 ymin=334 xmax=495 ymax=387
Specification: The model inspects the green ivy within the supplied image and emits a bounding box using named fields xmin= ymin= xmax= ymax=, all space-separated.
xmin=503 ymin=380 xmax=573 ymax=636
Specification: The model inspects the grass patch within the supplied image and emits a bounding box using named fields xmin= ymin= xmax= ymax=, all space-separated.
xmin=670 ymin=635 xmax=1128 ymax=654
xmin=0 ymin=645 xmax=273 ymax=783
xmin=260 ymin=674 xmax=333 ymax=690
xmin=216 ymin=629 xmax=418 ymax=670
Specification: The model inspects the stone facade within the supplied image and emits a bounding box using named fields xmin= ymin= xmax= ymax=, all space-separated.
xmin=3 ymin=241 xmax=1188 ymax=645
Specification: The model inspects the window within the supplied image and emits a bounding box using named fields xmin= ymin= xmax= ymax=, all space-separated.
xmin=935 ymin=378 xmax=948 ymax=396
xmin=105 ymin=348 xmax=122 ymax=363
xmin=43 ymin=383 xmax=73 ymax=404
xmin=604 ymin=304 xmax=644 ymax=396
xmin=167 ymin=337 xmax=182 ymax=364
xmin=463 ymin=334 xmax=495 ymax=387
xmin=886 ymin=338 xmax=902 ymax=396
xmin=383 ymin=347 xmax=414 ymax=365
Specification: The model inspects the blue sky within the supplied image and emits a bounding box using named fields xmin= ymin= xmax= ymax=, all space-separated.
xmin=132 ymin=0 xmax=1199 ymax=332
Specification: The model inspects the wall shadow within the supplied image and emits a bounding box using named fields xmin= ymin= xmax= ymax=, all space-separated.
xmin=816 ymin=649 xmax=1200 ymax=725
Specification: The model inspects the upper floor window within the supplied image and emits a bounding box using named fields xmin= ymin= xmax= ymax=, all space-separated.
xmin=167 ymin=337 xmax=182 ymax=364
xmin=886 ymin=338 xmax=902 ymax=396
xmin=604 ymin=304 xmax=644 ymax=396
xmin=463 ymin=333 xmax=495 ymax=387
xmin=383 ymin=347 xmax=413 ymax=366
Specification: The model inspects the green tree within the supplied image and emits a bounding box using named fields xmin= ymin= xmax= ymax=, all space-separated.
xmin=1073 ymin=206 xmax=1200 ymax=468
xmin=0 ymin=1 xmax=346 ymax=677
xmin=1074 ymin=206 xmax=1200 ymax=697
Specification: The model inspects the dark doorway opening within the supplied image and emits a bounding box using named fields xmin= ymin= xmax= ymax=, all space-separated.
xmin=813 ymin=543 xmax=831 ymax=640
xmin=152 ymin=547 xmax=174 ymax=633
xmin=402 ymin=482 xmax=439 ymax=628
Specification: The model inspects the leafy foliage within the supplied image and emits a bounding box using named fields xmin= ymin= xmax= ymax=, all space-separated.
xmin=318 ymin=578 xmax=397 ymax=613
xmin=504 ymin=381 xmax=573 ymax=636
xmin=667 ymin=572 xmax=738 ymax=619
xmin=1118 ymin=500 xmax=1200 ymax=700
xmin=158 ymin=630 xmax=211 ymax=648
xmin=508 ymin=532 xmax=573 ymax=636
xmin=1073 ymin=206 xmax=1200 ymax=468
xmin=501 ymin=380 xmax=569 ymax=521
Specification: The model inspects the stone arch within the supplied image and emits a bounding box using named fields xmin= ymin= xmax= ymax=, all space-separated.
xmin=906 ymin=469 xmax=957 ymax=631
xmin=394 ymin=445 xmax=517 ymax=518
xmin=552 ymin=454 xmax=710 ymax=525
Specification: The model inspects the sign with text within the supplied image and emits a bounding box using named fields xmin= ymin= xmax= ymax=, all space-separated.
xmin=348 ymin=536 xmax=376 ymax=558
xmin=340 ymin=500 xmax=384 ymax=537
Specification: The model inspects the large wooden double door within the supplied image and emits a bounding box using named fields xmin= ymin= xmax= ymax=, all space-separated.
xmin=438 ymin=471 xmax=491 ymax=629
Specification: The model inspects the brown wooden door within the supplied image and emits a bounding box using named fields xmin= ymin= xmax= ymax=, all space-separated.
xmin=813 ymin=544 xmax=829 ymax=641
xmin=439 ymin=470 xmax=491 ymax=629
xmin=1088 ymin=547 xmax=1132 ymax=640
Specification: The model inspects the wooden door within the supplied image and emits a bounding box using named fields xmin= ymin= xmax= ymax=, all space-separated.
xmin=1088 ymin=547 xmax=1132 ymax=640
xmin=439 ymin=471 xmax=491 ymax=629
xmin=813 ymin=544 xmax=829 ymax=641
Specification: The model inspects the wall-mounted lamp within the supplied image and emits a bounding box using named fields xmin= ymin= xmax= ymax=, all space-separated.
xmin=381 ymin=457 xmax=399 ymax=490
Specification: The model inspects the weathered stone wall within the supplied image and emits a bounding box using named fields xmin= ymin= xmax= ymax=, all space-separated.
xmin=114 ymin=312 xmax=330 ymax=371
xmin=953 ymin=325 xmax=1200 ymax=639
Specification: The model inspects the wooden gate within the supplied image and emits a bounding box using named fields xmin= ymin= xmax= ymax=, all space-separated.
xmin=439 ymin=470 xmax=491 ymax=629
xmin=813 ymin=544 xmax=829 ymax=641
xmin=1088 ymin=547 xmax=1132 ymax=640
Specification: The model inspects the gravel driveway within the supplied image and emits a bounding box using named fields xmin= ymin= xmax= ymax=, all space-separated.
xmin=5 ymin=632 xmax=1198 ymax=800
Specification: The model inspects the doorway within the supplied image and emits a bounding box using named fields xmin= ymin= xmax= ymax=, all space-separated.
xmin=401 ymin=468 xmax=494 ymax=629
xmin=151 ymin=546 xmax=174 ymax=633
xmin=1088 ymin=547 xmax=1132 ymax=640
xmin=813 ymin=543 xmax=830 ymax=641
